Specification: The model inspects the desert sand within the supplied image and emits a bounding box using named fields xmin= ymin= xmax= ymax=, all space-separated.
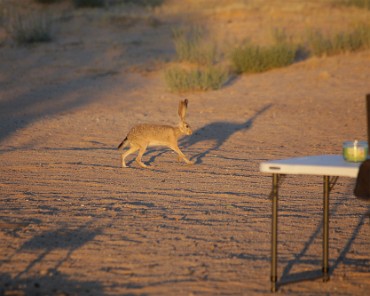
xmin=0 ymin=0 xmax=369 ymax=295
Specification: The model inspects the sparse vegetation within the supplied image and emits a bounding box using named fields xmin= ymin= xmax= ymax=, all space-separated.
xmin=34 ymin=0 xmax=61 ymax=4
xmin=166 ymin=20 xmax=370 ymax=92
xmin=1 ymin=0 xmax=369 ymax=92
xmin=165 ymin=26 xmax=228 ymax=92
xmin=4 ymin=10 xmax=53 ymax=45
xmin=118 ymin=0 xmax=164 ymax=7
xmin=73 ymin=0 xmax=105 ymax=8
xmin=307 ymin=24 xmax=370 ymax=56
xmin=229 ymin=29 xmax=297 ymax=74
xmin=338 ymin=0 xmax=370 ymax=9
xmin=72 ymin=0 xmax=164 ymax=8
xmin=164 ymin=65 xmax=229 ymax=92
xmin=172 ymin=27 xmax=217 ymax=66
xmin=231 ymin=43 xmax=297 ymax=74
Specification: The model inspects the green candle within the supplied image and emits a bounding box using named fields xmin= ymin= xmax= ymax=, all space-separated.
xmin=343 ymin=140 xmax=368 ymax=162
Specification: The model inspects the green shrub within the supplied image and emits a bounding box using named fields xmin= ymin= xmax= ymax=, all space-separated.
xmin=118 ymin=0 xmax=164 ymax=7
xmin=307 ymin=24 xmax=370 ymax=56
xmin=172 ymin=27 xmax=217 ymax=66
xmin=73 ymin=0 xmax=105 ymax=8
xmin=6 ymin=11 xmax=53 ymax=44
xmin=353 ymin=23 xmax=370 ymax=47
xmin=230 ymin=43 xmax=296 ymax=74
xmin=72 ymin=0 xmax=162 ymax=8
xmin=164 ymin=66 xmax=229 ymax=92
xmin=338 ymin=0 xmax=370 ymax=9
xmin=34 ymin=0 xmax=61 ymax=4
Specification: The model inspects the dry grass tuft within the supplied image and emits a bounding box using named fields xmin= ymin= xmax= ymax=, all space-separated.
xmin=1 ymin=7 xmax=53 ymax=45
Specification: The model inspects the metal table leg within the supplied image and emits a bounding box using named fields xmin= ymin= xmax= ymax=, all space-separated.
xmin=271 ymin=173 xmax=279 ymax=292
xmin=323 ymin=176 xmax=330 ymax=282
xmin=269 ymin=174 xmax=338 ymax=292
xmin=323 ymin=175 xmax=338 ymax=282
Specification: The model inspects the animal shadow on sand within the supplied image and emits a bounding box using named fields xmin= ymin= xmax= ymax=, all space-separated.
xmin=131 ymin=104 xmax=271 ymax=167
xmin=181 ymin=104 xmax=272 ymax=164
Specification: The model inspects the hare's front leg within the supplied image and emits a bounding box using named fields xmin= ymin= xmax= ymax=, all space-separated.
xmin=170 ymin=144 xmax=193 ymax=165
xmin=136 ymin=145 xmax=149 ymax=168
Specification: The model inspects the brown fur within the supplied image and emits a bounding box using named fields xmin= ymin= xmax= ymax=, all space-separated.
xmin=117 ymin=99 xmax=193 ymax=168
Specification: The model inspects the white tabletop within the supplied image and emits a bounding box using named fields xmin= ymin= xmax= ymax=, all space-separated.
xmin=260 ymin=155 xmax=360 ymax=178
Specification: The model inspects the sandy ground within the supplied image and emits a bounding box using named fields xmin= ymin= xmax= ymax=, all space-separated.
xmin=0 ymin=1 xmax=369 ymax=295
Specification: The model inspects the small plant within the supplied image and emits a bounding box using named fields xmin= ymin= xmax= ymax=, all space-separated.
xmin=230 ymin=43 xmax=296 ymax=74
xmin=307 ymin=24 xmax=370 ymax=56
xmin=118 ymin=0 xmax=164 ymax=7
xmin=165 ymin=25 xmax=226 ymax=92
xmin=164 ymin=65 xmax=229 ymax=92
xmin=5 ymin=10 xmax=53 ymax=45
xmin=34 ymin=0 xmax=61 ymax=4
xmin=73 ymin=0 xmax=105 ymax=8
xmin=353 ymin=23 xmax=370 ymax=47
xmin=338 ymin=0 xmax=370 ymax=10
xmin=172 ymin=27 xmax=217 ymax=66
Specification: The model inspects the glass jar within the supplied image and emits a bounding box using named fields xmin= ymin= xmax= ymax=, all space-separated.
xmin=343 ymin=140 xmax=368 ymax=162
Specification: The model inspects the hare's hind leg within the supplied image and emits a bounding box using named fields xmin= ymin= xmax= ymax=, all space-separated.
xmin=136 ymin=145 xmax=149 ymax=168
xmin=121 ymin=144 xmax=139 ymax=168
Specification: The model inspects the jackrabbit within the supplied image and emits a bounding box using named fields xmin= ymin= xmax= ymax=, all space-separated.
xmin=117 ymin=99 xmax=193 ymax=168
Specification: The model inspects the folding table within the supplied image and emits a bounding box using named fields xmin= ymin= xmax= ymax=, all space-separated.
xmin=259 ymin=155 xmax=360 ymax=292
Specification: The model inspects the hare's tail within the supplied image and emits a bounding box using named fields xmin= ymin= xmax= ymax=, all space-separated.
xmin=117 ymin=137 xmax=128 ymax=150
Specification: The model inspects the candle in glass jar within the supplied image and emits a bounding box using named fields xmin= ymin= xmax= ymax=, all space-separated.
xmin=343 ymin=140 xmax=368 ymax=162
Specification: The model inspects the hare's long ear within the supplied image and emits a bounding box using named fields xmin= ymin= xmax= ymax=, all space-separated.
xmin=178 ymin=99 xmax=188 ymax=121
